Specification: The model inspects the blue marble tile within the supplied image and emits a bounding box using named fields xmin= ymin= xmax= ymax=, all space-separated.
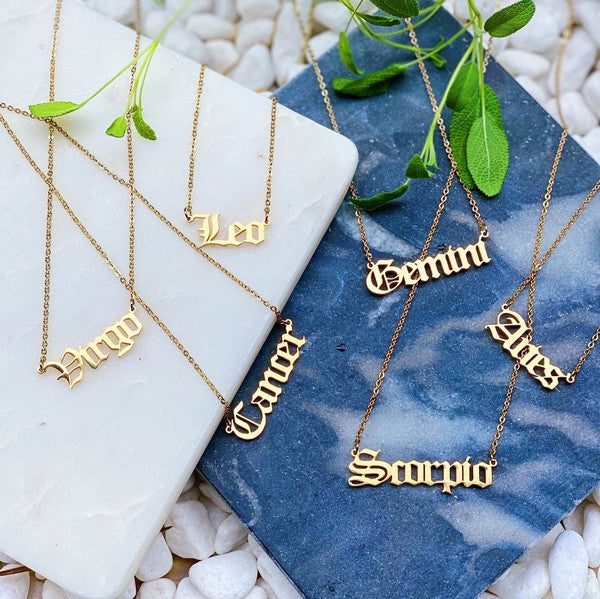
xmin=201 ymin=8 xmax=600 ymax=599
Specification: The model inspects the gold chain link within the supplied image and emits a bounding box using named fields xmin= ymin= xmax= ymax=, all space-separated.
xmin=185 ymin=63 xmax=279 ymax=226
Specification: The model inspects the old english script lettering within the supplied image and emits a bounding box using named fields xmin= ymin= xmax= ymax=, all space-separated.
xmin=226 ymin=320 xmax=306 ymax=441
xmin=41 ymin=311 xmax=143 ymax=388
xmin=348 ymin=448 xmax=494 ymax=493
xmin=189 ymin=213 xmax=266 ymax=247
xmin=366 ymin=232 xmax=491 ymax=296
xmin=486 ymin=308 xmax=570 ymax=390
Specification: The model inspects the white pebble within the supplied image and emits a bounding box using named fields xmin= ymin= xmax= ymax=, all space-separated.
xmin=582 ymin=127 xmax=600 ymax=164
xmin=585 ymin=569 xmax=600 ymax=599
xmin=183 ymin=474 xmax=196 ymax=493
xmin=255 ymin=579 xmax=276 ymax=599
xmin=271 ymin=2 xmax=303 ymax=85
xmin=549 ymin=530 xmax=589 ymax=599
xmin=510 ymin=8 xmax=560 ymax=53
xmin=488 ymin=558 xmax=550 ymax=599
xmin=166 ymin=0 xmax=213 ymax=13
xmin=86 ymin=0 xmax=135 ymax=24
xmin=189 ymin=550 xmax=257 ymax=599
xmin=117 ymin=578 xmax=136 ymax=599
xmin=307 ymin=31 xmax=339 ymax=59
xmin=41 ymin=580 xmax=75 ymax=599
xmin=545 ymin=91 xmax=598 ymax=136
xmin=200 ymin=497 xmax=230 ymax=529
xmin=139 ymin=579 xmax=176 ymax=599
xmin=215 ymin=0 xmax=239 ymax=19
xmin=236 ymin=18 xmax=274 ymax=52
xmin=206 ymin=40 xmax=240 ymax=73
xmin=215 ymin=514 xmax=248 ymax=554
xmin=563 ymin=504 xmax=586 ymax=535
xmin=516 ymin=75 xmax=550 ymax=105
xmin=175 ymin=578 xmax=205 ymax=599
xmin=142 ymin=10 xmax=171 ymax=39
xmin=286 ymin=63 xmax=306 ymax=81
xmin=583 ymin=73 xmax=600 ymax=120
xmin=497 ymin=49 xmax=550 ymax=79
xmin=230 ymin=44 xmax=275 ymax=91
xmin=583 ymin=504 xmax=600 ymax=567
xmin=547 ymin=28 xmax=597 ymax=94
xmin=522 ymin=524 xmax=564 ymax=562
xmin=187 ymin=14 xmax=236 ymax=40
xmin=257 ymin=552 xmax=303 ymax=599
xmin=313 ymin=1 xmax=351 ymax=32
xmin=0 ymin=564 xmax=29 ymax=599
xmin=162 ymin=29 xmax=210 ymax=63
xmin=165 ymin=500 xmax=216 ymax=560
xmin=199 ymin=483 xmax=233 ymax=513
xmin=136 ymin=532 xmax=173 ymax=582
xmin=235 ymin=0 xmax=280 ymax=20
xmin=575 ymin=1 xmax=600 ymax=48
xmin=247 ymin=535 xmax=266 ymax=560
xmin=452 ymin=0 xmax=496 ymax=22
xmin=243 ymin=588 xmax=267 ymax=599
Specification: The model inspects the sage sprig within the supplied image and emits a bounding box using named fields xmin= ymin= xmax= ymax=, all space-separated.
xmin=335 ymin=0 xmax=535 ymax=207
xmin=29 ymin=0 xmax=195 ymax=140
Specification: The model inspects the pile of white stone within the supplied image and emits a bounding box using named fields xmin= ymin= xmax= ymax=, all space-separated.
xmin=0 ymin=0 xmax=594 ymax=597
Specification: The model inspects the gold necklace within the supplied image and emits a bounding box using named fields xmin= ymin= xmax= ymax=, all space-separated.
xmin=1 ymin=4 xmax=304 ymax=442
xmin=291 ymin=1 xmax=491 ymax=298
xmin=486 ymin=0 xmax=600 ymax=392
xmin=39 ymin=0 xmax=143 ymax=388
xmin=184 ymin=64 xmax=278 ymax=248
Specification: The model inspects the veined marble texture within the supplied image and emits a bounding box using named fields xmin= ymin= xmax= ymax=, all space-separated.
xmin=201 ymin=8 xmax=600 ymax=599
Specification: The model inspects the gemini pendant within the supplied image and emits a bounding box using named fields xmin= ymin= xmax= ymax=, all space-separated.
xmin=486 ymin=308 xmax=571 ymax=390
xmin=226 ymin=319 xmax=306 ymax=441
xmin=189 ymin=213 xmax=266 ymax=247
xmin=41 ymin=311 xmax=143 ymax=388
xmin=348 ymin=448 xmax=494 ymax=494
xmin=366 ymin=232 xmax=491 ymax=296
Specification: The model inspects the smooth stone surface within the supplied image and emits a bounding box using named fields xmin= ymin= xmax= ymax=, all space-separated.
xmin=515 ymin=76 xmax=549 ymax=105
xmin=583 ymin=73 xmax=600 ymax=120
xmin=215 ymin=514 xmax=248 ymax=554
xmin=0 ymin=564 xmax=30 ymax=599
xmin=229 ymin=44 xmax=275 ymax=91
xmin=546 ymin=29 xmax=597 ymax=94
xmin=256 ymin=553 xmax=302 ymax=599
xmin=0 ymin=1 xmax=357 ymax=597
xmin=585 ymin=569 xmax=600 ymax=599
xmin=497 ymin=49 xmax=550 ymax=80
xmin=271 ymin=2 xmax=302 ymax=85
xmin=235 ymin=0 xmax=280 ymax=20
xmin=236 ymin=18 xmax=274 ymax=52
xmin=189 ymin=551 xmax=257 ymax=599
xmin=186 ymin=14 xmax=236 ymax=40
xmin=313 ymin=1 xmax=350 ymax=32
xmin=175 ymin=578 xmax=206 ymax=599
xmin=549 ymin=531 xmax=589 ymax=599
xmin=165 ymin=502 xmax=216 ymax=561
xmin=243 ymin=588 xmax=267 ymax=599
xmin=544 ymin=91 xmax=598 ymax=136
xmin=583 ymin=504 xmax=600 ymax=567
xmin=201 ymin=6 xmax=600 ymax=599
xmin=138 ymin=579 xmax=177 ymax=599
xmin=136 ymin=533 xmax=174 ymax=582
xmin=205 ymin=39 xmax=240 ymax=73
xmin=488 ymin=558 xmax=550 ymax=599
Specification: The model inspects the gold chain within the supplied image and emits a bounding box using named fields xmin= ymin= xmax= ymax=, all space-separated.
xmin=184 ymin=64 xmax=279 ymax=226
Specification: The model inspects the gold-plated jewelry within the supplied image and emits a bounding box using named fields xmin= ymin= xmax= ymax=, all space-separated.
xmin=225 ymin=319 xmax=306 ymax=440
xmin=291 ymin=1 xmax=490 ymax=297
xmin=486 ymin=0 xmax=600 ymax=391
xmin=38 ymin=0 xmax=143 ymax=386
xmin=42 ymin=311 xmax=143 ymax=388
xmin=184 ymin=64 xmax=278 ymax=247
xmin=366 ymin=230 xmax=491 ymax=296
xmin=348 ymin=449 xmax=493 ymax=494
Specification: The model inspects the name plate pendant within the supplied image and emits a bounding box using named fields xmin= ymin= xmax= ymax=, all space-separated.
xmin=189 ymin=213 xmax=267 ymax=247
xmin=486 ymin=308 xmax=573 ymax=390
xmin=41 ymin=310 xmax=143 ymax=388
xmin=348 ymin=449 xmax=494 ymax=494
xmin=226 ymin=318 xmax=306 ymax=441
xmin=366 ymin=231 xmax=491 ymax=296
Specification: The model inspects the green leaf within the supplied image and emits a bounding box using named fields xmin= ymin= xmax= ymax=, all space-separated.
xmin=405 ymin=154 xmax=431 ymax=179
xmin=29 ymin=101 xmax=80 ymax=118
xmin=447 ymin=61 xmax=479 ymax=111
xmin=352 ymin=181 xmax=410 ymax=210
xmin=370 ymin=0 xmax=419 ymax=17
xmin=466 ymin=113 xmax=509 ymax=197
xmin=429 ymin=52 xmax=446 ymax=68
xmin=484 ymin=0 xmax=535 ymax=37
xmin=358 ymin=12 xmax=403 ymax=26
xmin=332 ymin=63 xmax=406 ymax=97
xmin=106 ymin=115 xmax=127 ymax=138
xmin=449 ymin=84 xmax=503 ymax=189
xmin=338 ymin=32 xmax=363 ymax=75
xmin=131 ymin=105 xmax=157 ymax=140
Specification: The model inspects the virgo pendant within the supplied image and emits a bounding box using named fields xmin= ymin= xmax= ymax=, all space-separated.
xmin=225 ymin=319 xmax=306 ymax=441
xmin=366 ymin=231 xmax=491 ymax=296
xmin=189 ymin=213 xmax=267 ymax=247
xmin=41 ymin=310 xmax=143 ymax=388
xmin=347 ymin=448 xmax=494 ymax=494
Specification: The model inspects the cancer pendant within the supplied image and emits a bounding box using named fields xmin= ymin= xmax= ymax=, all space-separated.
xmin=225 ymin=319 xmax=306 ymax=441
xmin=188 ymin=213 xmax=266 ymax=247
xmin=348 ymin=448 xmax=494 ymax=494
xmin=365 ymin=232 xmax=491 ymax=296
